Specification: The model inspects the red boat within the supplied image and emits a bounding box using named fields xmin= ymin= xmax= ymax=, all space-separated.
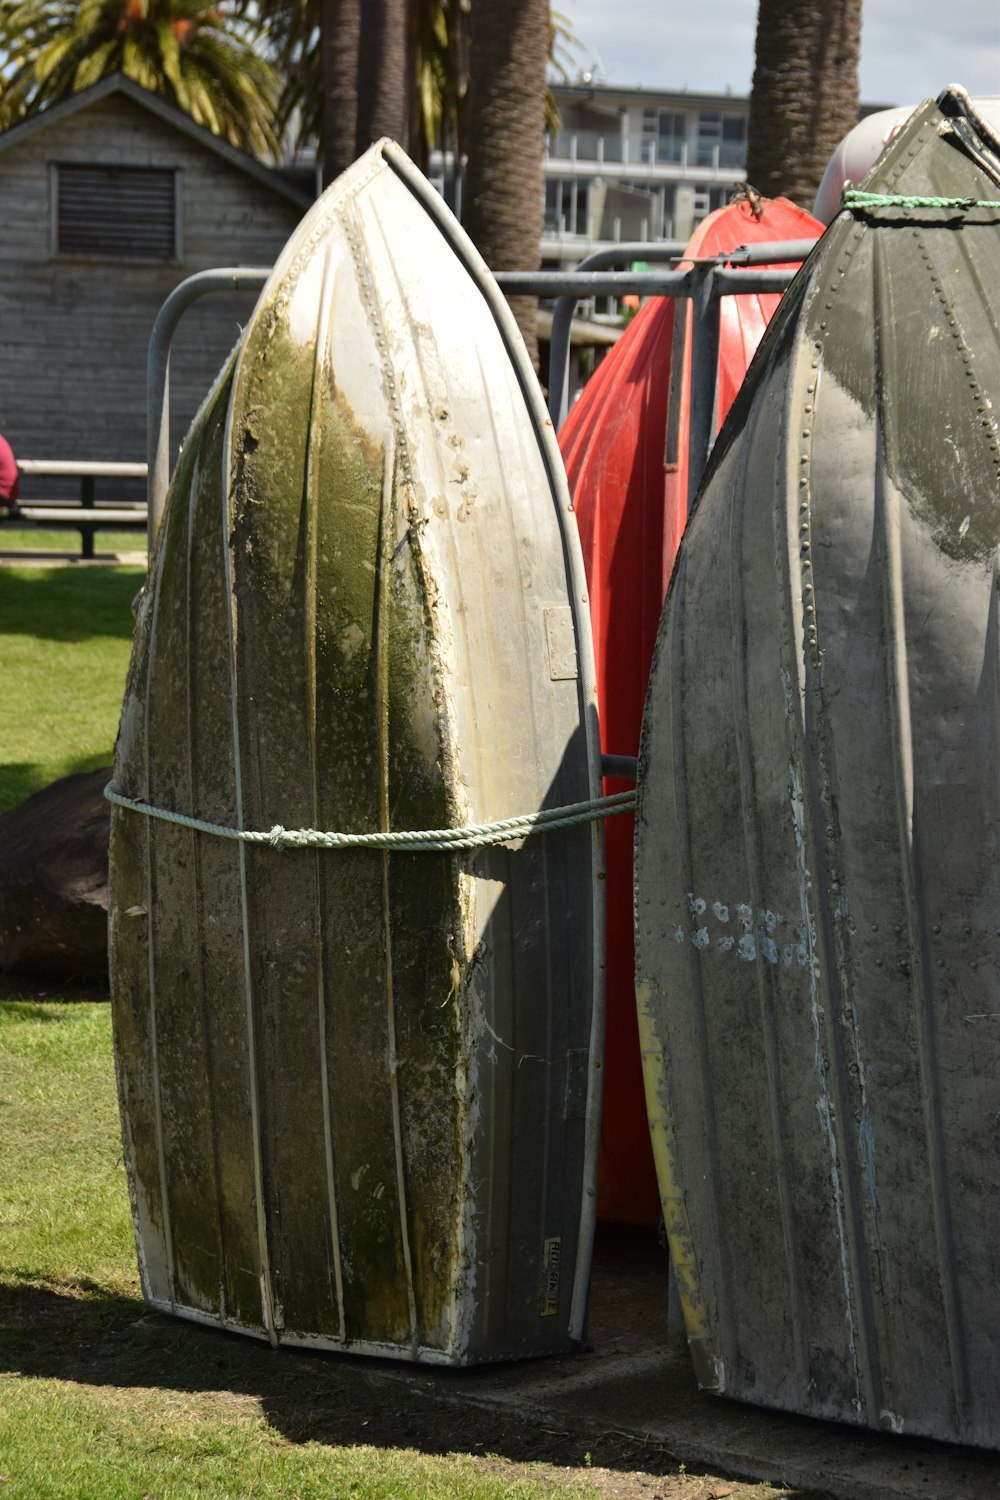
xmin=560 ymin=195 xmax=823 ymax=1226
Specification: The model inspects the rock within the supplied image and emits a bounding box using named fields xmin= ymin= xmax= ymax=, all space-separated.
xmin=0 ymin=768 xmax=111 ymax=982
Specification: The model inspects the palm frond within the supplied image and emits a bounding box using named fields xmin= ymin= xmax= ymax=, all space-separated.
xmin=0 ymin=0 xmax=281 ymax=158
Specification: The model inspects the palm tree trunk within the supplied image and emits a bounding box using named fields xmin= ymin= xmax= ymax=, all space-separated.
xmin=322 ymin=0 xmax=409 ymax=186
xmin=407 ymin=0 xmax=425 ymax=165
xmin=321 ymin=0 xmax=361 ymax=184
xmin=356 ymin=0 xmax=409 ymax=151
xmin=746 ymin=0 xmax=862 ymax=207
xmin=463 ymin=0 xmax=548 ymax=370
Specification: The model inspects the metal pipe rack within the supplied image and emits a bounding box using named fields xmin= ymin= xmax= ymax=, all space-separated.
xmin=146 ymin=245 xmax=815 ymax=549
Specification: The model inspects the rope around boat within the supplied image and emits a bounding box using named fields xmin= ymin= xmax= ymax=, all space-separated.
xmin=841 ymin=188 xmax=1000 ymax=212
xmin=104 ymin=782 xmax=637 ymax=852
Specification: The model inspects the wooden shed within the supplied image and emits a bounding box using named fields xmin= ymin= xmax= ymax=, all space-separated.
xmin=0 ymin=75 xmax=311 ymax=495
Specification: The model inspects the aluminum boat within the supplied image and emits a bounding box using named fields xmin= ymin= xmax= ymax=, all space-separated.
xmin=634 ymin=88 xmax=1000 ymax=1443
xmin=110 ymin=140 xmax=603 ymax=1365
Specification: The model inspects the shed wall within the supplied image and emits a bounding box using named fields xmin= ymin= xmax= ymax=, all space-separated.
xmin=0 ymin=92 xmax=306 ymax=496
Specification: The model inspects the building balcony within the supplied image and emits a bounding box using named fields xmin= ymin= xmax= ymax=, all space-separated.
xmin=542 ymin=213 xmax=670 ymax=246
xmin=544 ymin=130 xmax=747 ymax=174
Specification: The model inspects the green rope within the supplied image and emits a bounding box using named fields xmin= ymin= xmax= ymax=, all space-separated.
xmin=842 ymin=188 xmax=1000 ymax=213
xmin=104 ymin=781 xmax=636 ymax=852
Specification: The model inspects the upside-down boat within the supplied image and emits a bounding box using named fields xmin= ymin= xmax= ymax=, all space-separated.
xmin=559 ymin=195 xmax=822 ymax=1226
xmin=634 ymin=88 xmax=1000 ymax=1443
xmin=109 ymin=139 xmax=604 ymax=1365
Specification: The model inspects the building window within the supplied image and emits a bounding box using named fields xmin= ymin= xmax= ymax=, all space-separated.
xmin=659 ymin=183 xmax=677 ymax=237
xmin=544 ymin=177 xmax=589 ymax=237
xmin=695 ymin=113 xmax=722 ymax=167
xmin=694 ymin=113 xmax=747 ymax=169
xmin=641 ymin=109 xmax=686 ymax=165
xmin=721 ymin=116 xmax=747 ymax=168
xmin=54 ymin=164 xmax=179 ymax=260
xmin=692 ymin=184 xmax=730 ymax=225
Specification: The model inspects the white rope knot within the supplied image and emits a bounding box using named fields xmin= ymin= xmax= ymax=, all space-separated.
xmin=268 ymin=825 xmax=290 ymax=851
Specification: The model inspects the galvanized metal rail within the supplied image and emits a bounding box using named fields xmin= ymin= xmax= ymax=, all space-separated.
xmin=532 ymin=242 xmax=685 ymax=430
xmin=146 ymin=268 xmax=276 ymax=554
xmin=145 ymin=247 xmax=812 ymax=549
xmin=500 ymin=238 xmax=815 ymax=506
xmin=23 ymin=235 xmax=807 ymax=562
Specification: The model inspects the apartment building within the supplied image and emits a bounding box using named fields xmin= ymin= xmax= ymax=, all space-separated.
xmin=543 ymin=81 xmax=751 ymax=264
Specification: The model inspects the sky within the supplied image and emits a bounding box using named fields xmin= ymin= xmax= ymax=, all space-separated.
xmin=560 ymin=0 xmax=1000 ymax=108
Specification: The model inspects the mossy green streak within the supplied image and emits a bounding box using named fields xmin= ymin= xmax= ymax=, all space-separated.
xmin=121 ymin=289 xmax=467 ymax=1348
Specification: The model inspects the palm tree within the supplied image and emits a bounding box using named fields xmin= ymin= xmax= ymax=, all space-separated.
xmin=251 ymin=0 xmax=575 ymax=173
xmin=317 ymin=0 xmax=408 ymax=184
xmin=319 ymin=0 xmax=361 ymax=180
xmin=410 ymin=0 xmax=467 ymax=168
xmin=745 ymin=0 xmax=862 ymax=206
xmin=462 ymin=0 xmax=549 ymax=369
xmin=355 ymin=0 xmax=409 ymax=163
xmin=253 ymin=0 xmax=467 ymax=172
xmin=0 ymin=0 xmax=281 ymax=159
xmin=237 ymin=0 xmax=318 ymax=151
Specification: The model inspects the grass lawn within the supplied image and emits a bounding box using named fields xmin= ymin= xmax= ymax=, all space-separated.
xmin=0 ymin=529 xmax=144 ymax=557
xmin=0 ymin=562 xmax=144 ymax=813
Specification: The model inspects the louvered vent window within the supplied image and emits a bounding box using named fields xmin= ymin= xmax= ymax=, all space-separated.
xmin=56 ymin=164 xmax=178 ymax=260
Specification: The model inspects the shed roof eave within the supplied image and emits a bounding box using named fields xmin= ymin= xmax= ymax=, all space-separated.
xmin=0 ymin=74 xmax=312 ymax=211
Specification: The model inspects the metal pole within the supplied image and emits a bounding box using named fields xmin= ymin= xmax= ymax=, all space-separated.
xmin=499 ymin=244 xmax=684 ymax=431
xmin=601 ymin=754 xmax=638 ymax=781
xmin=720 ymin=238 xmax=819 ymax=266
xmin=496 ymin=254 xmax=797 ymax=433
xmin=712 ymin=267 xmax=798 ymax=296
xmin=146 ymin=268 xmax=270 ymax=551
xmin=145 ymin=260 xmax=800 ymax=552
xmin=687 ymin=264 xmax=722 ymax=515
xmin=80 ymin=473 xmax=95 ymax=561
xmin=496 ymin=269 xmax=692 ymax=296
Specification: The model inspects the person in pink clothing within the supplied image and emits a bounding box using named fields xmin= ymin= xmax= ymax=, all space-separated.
xmin=0 ymin=431 xmax=19 ymax=518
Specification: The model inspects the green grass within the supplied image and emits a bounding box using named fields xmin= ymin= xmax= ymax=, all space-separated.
xmin=0 ymin=1387 xmax=598 ymax=1500
xmin=0 ymin=1002 xmax=133 ymax=1289
xmin=0 ymin=528 xmax=144 ymax=556
xmin=0 ymin=569 xmax=612 ymax=1499
xmin=0 ymin=563 xmax=144 ymax=812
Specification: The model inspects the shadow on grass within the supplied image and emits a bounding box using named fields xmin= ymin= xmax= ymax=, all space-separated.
xmin=0 ymin=980 xmax=109 ymax=1006
xmin=0 ymin=1266 xmax=978 ymax=1496
xmin=0 ymin=565 xmax=142 ymax=643
xmin=0 ymin=756 xmax=113 ymax=818
xmin=0 ymin=1277 xmax=678 ymax=1476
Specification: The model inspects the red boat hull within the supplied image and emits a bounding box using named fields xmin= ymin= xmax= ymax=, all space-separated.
xmin=561 ymin=196 xmax=823 ymax=1225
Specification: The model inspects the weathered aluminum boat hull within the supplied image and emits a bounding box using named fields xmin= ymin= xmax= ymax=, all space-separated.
xmin=559 ymin=198 xmax=821 ymax=1226
xmin=109 ymin=141 xmax=603 ymax=1365
xmin=635 ymin=89 xmax=1000 ymax=1443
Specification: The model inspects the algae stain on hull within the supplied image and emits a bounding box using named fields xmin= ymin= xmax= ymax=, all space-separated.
xmin=227 ymin=311 xmax=469 ymax=1350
